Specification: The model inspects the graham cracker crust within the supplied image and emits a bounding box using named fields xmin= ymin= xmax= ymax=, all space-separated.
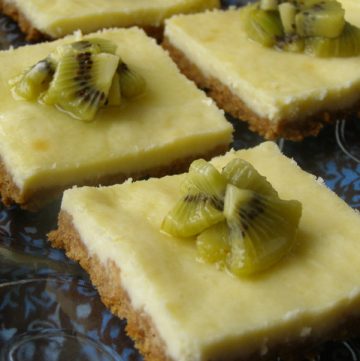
xmin=0 ymin=0 xmax=164 ymax=42
xmin=49 ymin=211 xmax=360 ymax=361
xmin=48 ymin=211 xmax=175 ymax=361
xmin=163 ymin=38 xmax=360 ymax=141
xmin=0 ymin=144 xmax=228 ymax=211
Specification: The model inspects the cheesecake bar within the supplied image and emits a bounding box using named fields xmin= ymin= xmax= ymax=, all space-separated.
xmin=0 ymin=0 xmax=220 ymax=41
xmin=0 ymin=28 xmax=232 ymax=210
xmin=49 ymin=142 xmax=360 ymax=361
xmin=163 ymin=7 xmax=360 ymax=140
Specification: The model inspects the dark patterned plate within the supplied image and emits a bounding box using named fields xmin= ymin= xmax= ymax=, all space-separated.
xmin=0 ymin=2 xmax=360 ymax=360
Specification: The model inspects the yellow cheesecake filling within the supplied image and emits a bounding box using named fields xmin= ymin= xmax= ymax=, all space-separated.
xmin=0 ymin=28 xmax=232 ymax=196
xmin=164 ymin=8 xmax=360 ymax=122
xmin=62 ymin=142 xmax=360 ymax=361
xmin=2 ymin=0 xmax=220 ymax=38
xmin=339 ymin=0 xmax=360 ymax=28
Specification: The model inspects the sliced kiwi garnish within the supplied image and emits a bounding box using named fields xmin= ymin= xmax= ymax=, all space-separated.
xmin=118 ymin=63 xmax=146 ymax=99
xmin=295 ymin=0 xmax=345 ymax=38
xmin=305 ymin=23 xmax=360 ymax=57
xmin=222 ymin=158 xmax=277 ymax=196
xmin=9 ymin=59 xmax=55 ymax=100
xmin=161 ymin=160 xmax=226 ymax=237
xmin=55 ymin=38 xmax=117 ymax=59
xmin=107 ymin=72 xmax=122 ymax=106
xmin=245 ymin=7 xmax=284 ymax=47
xmin=279 ymin=2 xmax=297 ymax=35
xmin=196 ymin=221 xmax=230 ymax=265
xmin=162 ymin=158 xmax=302 ymax=276
xmin=42 ymin=51 xmax=120 ymax=121
xmin=245 ymin=0 xmax=360 ymax=58
xmin=223 ymin=185 xmax=302 ymax=275
xmin=9 ymin=37 xmax=147 ymax=120
xmin=260 ymin=0 xmax=279 ymax=11
xmin=182 ymin=159 xmax=227 ymax=201
xmin=161 ymin=187 xmax=225 ymax=238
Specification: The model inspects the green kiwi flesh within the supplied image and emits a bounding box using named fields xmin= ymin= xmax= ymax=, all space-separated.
xmin=55 ymin=38 xmax=117 ymax=60
xmin=107 ymin=72 xmax=122 ymax=106
xmin=42 ymin=52 xmax=119 ymax=121
xmin=196 ymin=221 xmax=230 ymax=265
xmin=222 ymin=158 xmax=277 ymax=196
xmin=295 ymin=0 xmax=345 ymax=38
xmin=118 ymin=63 xmax=146 ymax=99
xmin=305 ymin=23 xmax=360 ymax=57
xmin=245 ymin=7 xmax=284 ymax=47
xmin=161 ymin=160 xmax=226 ymax=237
xmin=10 ymin=59 xmax=55 ymax=100
xmin=224 ymin=185 xmax=302 ymax=275
xmin=245 ymin=0 xmax=360 ymax=58
xmin=162 ymin=158 xmax=302 ymax=277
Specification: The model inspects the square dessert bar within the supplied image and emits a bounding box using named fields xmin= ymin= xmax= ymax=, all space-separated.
xmin=0 ymin=0 xmax=220 ymax=40
xmin=49 ymin=142 xmax=360 ymax=361
xmin=0 ymin=28 xmax=232 ymax=210
xmin=164 ymin=7 xmax=360 ymax=140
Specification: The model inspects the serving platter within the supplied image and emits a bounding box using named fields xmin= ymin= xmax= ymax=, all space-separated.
xmin=0 ymin=1 xmax=360 ymax=360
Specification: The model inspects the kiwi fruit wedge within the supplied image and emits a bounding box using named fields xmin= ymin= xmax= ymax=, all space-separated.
xmin=223 ymin=184 xmax=302 ymax=275
xmin=305 ymin=23 xmax=360 ymax=57
xmin=54 ymin=38 xmax=117 ymax=60
xmin=42 ymin=51 xmax=120 ymax=121
xmin=10 ymin=59 xmax=55 ymax=100
xmin=278 ymin=2 xmax=297 ymax=35
xmin=245 ymin=7 xmax=284 ymax=47
xmin=107 ymin=72 xmax=122 ymax=106
xmin=245 ymin=0 xmax=360 ymax=57
xmin=295 ymin=0 xmax=345 ymax=38
xmin=260 ymin=0 xmax=279 ymax=11
xmin=118 ymin=63 xmax=146 ymax=99
xmin=222 ymin=158 xmax=277 ymax=196
xmin=161 ymin=187 xmax=225 ymax=238
xmin=196 ymin=221 xmax=230 ymax=265
xmin=161 ymin=160 xmax=226 ymax=237
xmin=162 ymin=158 xmax=302 ymax=276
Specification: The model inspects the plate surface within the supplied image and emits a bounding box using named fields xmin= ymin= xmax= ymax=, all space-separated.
xmin=0 ymin=1 xmax=360 ymax=360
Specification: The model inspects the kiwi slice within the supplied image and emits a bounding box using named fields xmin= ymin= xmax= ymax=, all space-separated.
xmin=196 ymin=221 xmax=230 ymax=265
xmin=161 ymin=188 xmax=225 ymax=238
xmin=223 ymin=184 xmax=302 ymax=275
xmin=295 ymin=0 xmax=345 ymax=38
xmin=260 ymin=0 xmax=279 ymax=11
xmin=42 ymin=51 xmax=120 ymax=121
xmin=245 ymin=7 xmax=284 ymax=47
xmin=222 ymin=158 xmax=277 ymax=196
xmin=161 ymin=160 xmax=227 ymax=237
xmin=305 ymin=23 xmax=360 ymax=57
xmin=10 ymin=59 xmax=55 ymax=100
xmin=118 ymin=63 xmax=146 ymax=99
xmin=55 ymin=38 xmax=117 ymax=59
xmin=107 ymin=72 xmax=122 ymax=106
xmin=279 ymin=2 xmax=297 ymax=35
